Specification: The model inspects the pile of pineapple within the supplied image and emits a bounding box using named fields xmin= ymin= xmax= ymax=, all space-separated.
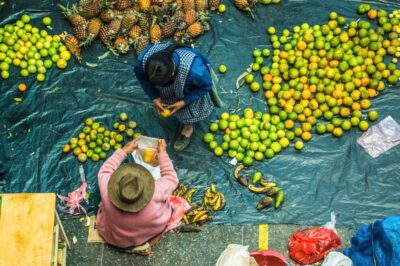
xmin=59 ymin=0 xmax=220 ymax=58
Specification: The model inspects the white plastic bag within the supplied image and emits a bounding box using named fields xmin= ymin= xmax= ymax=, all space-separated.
xmin=131 ymin=136 xmax=161 ymax=180
xmin=321 ymin=251 xmax=352 ymax=266
xmin=357 ymin=116 xmax=400 ymax=158
xmin=216 ymin=244 xmax=250 ymax=266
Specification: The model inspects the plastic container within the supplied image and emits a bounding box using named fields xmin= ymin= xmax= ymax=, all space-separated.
xmin=249 ymin=250 xmax=288 ymax=266
xmin=137 ymin=136 xmax=159 ymax=166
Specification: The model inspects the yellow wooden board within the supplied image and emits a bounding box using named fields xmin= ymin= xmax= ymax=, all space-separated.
xmin=0 ymin=193 xmax=56 ymax=266
xmin=258 ymin=224 xmax=269 ymax=250
xmin=87 ymin=215 xmax=105 ymax=243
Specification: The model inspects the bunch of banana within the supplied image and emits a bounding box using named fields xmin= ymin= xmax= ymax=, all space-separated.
xmin=173 ymin=184 xmax=187 ymax=197
xmin=203 ymin=184 xmax=226 ymax=211
xmin=182 ymin=204 xmax=212 ymax=226
xmin=173 ymin=184 xmax=196 ymax=203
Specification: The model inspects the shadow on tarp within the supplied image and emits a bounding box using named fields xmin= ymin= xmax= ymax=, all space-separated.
xmin=1 ymin=0 xmax=400 ymax=227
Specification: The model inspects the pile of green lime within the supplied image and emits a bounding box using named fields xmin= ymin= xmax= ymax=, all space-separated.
xmin=0 ymin=14 xmax=71 ymax=82
xmin=62 ymin=113 xmax=140 ymax=163
xmin=204 ymin=109 xmax=299 ymax=167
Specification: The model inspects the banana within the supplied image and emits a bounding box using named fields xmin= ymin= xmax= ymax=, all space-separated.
xmin=205 ymin=188 xmax=214 ymax=198
xmin=210 ymin=184 xmax=216 ymax=193
xmin=173 ymin=184 xmax=187 ymax=196
xmin=233 ymin=164 xmax=245 ymax=179
xmin=213 ymin=193 xmax=225 ymax=211
xmin=192 ymin=210 xmax=209 ymax=223
xmin=198 ymin=215 xmax=212 ymax=225
xmin=183 ymin=214 xmax=189 ymax=224
xmin=248 ymin=184 xmax=269 ymax=194
xmin=183 ymin=189 xmax=196 ymax=203
xmin=208 ymin=192 xmax=220 ymax=205
xmin=259 ymin=179 xmax=276 ymax=188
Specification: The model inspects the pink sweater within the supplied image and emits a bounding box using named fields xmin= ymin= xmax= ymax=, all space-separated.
xmin=96 ymin=149 xmax=178 ymax=248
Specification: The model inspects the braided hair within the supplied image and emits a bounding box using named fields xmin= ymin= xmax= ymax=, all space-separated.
xmin=144 ymin=42 xmax=189 ymax=86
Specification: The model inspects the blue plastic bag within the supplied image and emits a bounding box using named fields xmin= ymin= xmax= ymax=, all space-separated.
xmin=344 ymin=216 xmax=400 ymax=266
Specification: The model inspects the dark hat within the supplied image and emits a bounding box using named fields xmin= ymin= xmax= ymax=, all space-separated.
xmin=145 ymin=51 xmax=176 ymax=86
xmin=107 ymin=163 xmax=155 ymax=212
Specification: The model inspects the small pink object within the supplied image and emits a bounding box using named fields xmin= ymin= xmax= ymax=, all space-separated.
xmin=250 ymin=250 xmax=288 ymax=266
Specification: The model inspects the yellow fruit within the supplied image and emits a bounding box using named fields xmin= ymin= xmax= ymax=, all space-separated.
xmin=62 ymin=144 xmax=71 ymax=153
xmin=118 ymin=124 xmax=126 ymax=132
xmin=160 ymin=108 xmax=171 ymax=117
xmin=142 ymin=149 xmax=156 ymax=163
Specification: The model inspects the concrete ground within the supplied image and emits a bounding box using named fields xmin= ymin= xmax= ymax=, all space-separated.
xmin=63 ymin=219 xmax=356 ymax=266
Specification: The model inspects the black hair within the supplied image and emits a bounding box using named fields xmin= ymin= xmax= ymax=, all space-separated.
xmin=144 ymin=43 xmax=189 ymax=86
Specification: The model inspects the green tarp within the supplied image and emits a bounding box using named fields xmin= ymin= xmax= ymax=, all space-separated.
xmin=1 ymin=0 xmax=400 ymax=227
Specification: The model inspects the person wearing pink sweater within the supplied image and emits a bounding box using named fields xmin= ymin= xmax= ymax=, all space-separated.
xmin=96 ymin=137 xmax=178 ymax=254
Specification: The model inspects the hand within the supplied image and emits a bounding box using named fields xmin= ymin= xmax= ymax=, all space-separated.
xmin=168 ymin=100 xmax=185 ymax=115
xmin=153 ymin=98 xmax=167 ymax=115
xmin=157 ymin=139 xmax=167 ymax=153
xmin=122 ymin=136 xmax=141 ymax=154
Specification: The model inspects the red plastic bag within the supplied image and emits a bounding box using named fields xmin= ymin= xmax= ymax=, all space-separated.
xmin=288 ymin=227 xmax=342 ymax=264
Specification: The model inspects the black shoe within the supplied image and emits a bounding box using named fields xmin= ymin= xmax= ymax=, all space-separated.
xmin=173 ymin=134 xmax=191 ymax=152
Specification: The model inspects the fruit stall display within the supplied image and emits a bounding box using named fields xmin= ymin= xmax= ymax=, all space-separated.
xmin=62 ymin=113 xmax=140 ymax=163
xmin=0 ymin=14 xmax=72 ymax=82
xmin=203 ymin=4 xmax=400 ymax=165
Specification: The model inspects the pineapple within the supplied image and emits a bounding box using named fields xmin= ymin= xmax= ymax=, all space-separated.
xmin=81 ymin=0 xmax=102 ymax=18
xmin=63 ymin=34 xmax=82 ymax=62
xmin=78 ymin=0 xmax=92 ymax=8
xmin=184 ymin=10 xmax=197 ymax=26
xmin=128 ymin=25 xmax=142 ymax=39
xmin=120 ymin=13 xmax=138 ymax=34
xmin=195 ymin=0 xmax=207 ymax=11
xmin=161 ymin=19 xmax=176 ymax=38
xmin=186 ymin=22 xmax=203 ymax=38
xmin=174 ymin=9 xmax=185 ymax=20
xmin=182 ymin=0 xmax=195 ymax=11
xmin=116 ymin=0 xmax=133 ymax=10
xmin=99 ymin=25 xmax=119 ymax=55
xmin=151 ymin=0 xmax=161 ymax=4
xmin=208 ymin=0 xmax=220 ymax=10
xmin=108 ymin=18 xmax=122 ymax=37
xmin=139 ymin=15 xmax=150 ymax=32
xmin=58 ymin=4 xmax=88 ymax=28
xmin=79 ymin=18 xmax=102 ymax=46
xmin=134 ymin=36 xmax=150 ymax=55
xmin=73 ymin=25 xmax=88 ymax=40
xmin=138 ymin=0 xmax=151 ymax=11
xmin=150 ymin=23 xmax=161 ymax=43
xmin=114 ymin=37 xmax=130 ymax=53
xmin=161 ymin=0 xmax=172 ymax=7
xmin=234 ymin=0 xmax=254 ymax=18
xmin=173 ymin=30 xmax=185 ymax=43
xmin=99 ymin=9 xmax=121 ymax=23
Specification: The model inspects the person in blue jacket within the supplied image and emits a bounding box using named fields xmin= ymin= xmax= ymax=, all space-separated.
xmin=134 ymin=42 xmax=216 ymax=152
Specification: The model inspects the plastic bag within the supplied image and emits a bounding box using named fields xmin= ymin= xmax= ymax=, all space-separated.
xmin=216 ymin=244 xmax=250 ymax=266
xmin=357 ymin=116 xmax=400 ymax=158
xmin=321 ymin=251 xmax=352 ymax=266
xmin=344 ymin=216 xmax=400 ymax=266
xmin=288 ymin=212 xmax=342 ymax=264
xmin=132 ymin=136 xmax=161 ymax=180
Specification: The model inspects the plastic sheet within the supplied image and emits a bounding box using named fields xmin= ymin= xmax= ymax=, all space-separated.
xmin=1 ymin=0 xmax=400 ymax=227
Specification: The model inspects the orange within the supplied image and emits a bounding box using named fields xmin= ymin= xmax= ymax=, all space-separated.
xmin=368 ymin=88 xmax=377 ymax=98
xmin=265 ymin=90 xmax=274 ymax=99
xmin=73 ymin=147 xmax=82 ymax=156
xmin=351 ymin=90 xmax=361 ymax=101
xmin=284 ymin=103 xmax=294 ymax=113
xmin=360 ymin=99 xmax=371 ymax=109
xmin=332 ymin=90 xmax=343 ymax=99
xmin=18 ymin=83 xmax=27 ymax=92
xmin=284 ymin=120 xmax=294 ymax=129
xmin=351 ymin=102 xmax=361 ymax=111
xmin=263 ymin=74 xmax=273 ymax=82
xmin=118 ymin=124 xmax=126 ymax=132
xmin=302 ymin=89 xmax=311 ymax=99
xmin=62 ymin=145 xmax=71 ymax=153
xmin=225 ymin=128 xmax=232 ymax=135
xmin=367 ymin=9 xmax=377 ymax=19
xmin=297 ymin=41 xmax=307 ymax=51
xmin=361 ymin=77 xmax=370 ymax=87
xmin=297 ymin=114 xmax=306 ymax=122
xmin=301 ymin=131 xmax=312 ymax=142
